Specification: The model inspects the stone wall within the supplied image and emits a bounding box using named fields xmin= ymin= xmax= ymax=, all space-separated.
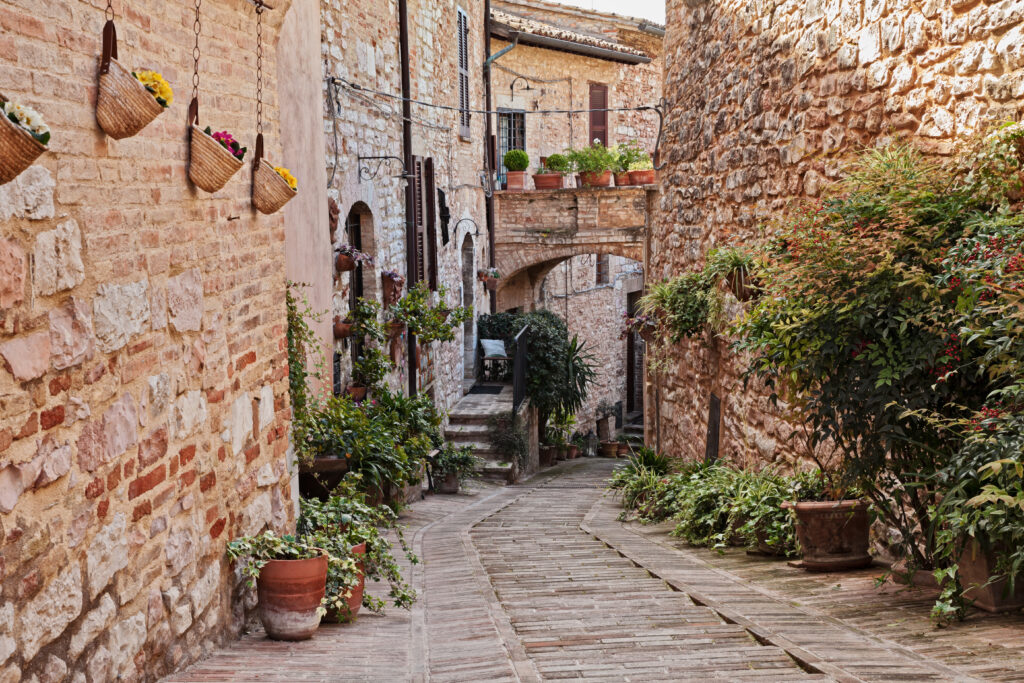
xmin=651 ymin=0 xmax=1024 ymax=467
xmin=0 ymin=0 xmax=299 ymax=680
xmin=321 ymin=0 xmax=490 ymax=415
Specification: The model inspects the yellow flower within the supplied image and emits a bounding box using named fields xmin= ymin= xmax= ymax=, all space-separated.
xmin=274 ymin=166 xmax=298 ymax=191
xmin=135 ymin=70 xmax=173 ymax=107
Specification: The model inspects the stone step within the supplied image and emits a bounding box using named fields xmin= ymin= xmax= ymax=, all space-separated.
xmin=444 ymin=423 xmax=492 ymax=439
xmin=447 ymin=413 xmax=495 ymax=426
xmin=475 ymin=460 xmax=516 ymax=484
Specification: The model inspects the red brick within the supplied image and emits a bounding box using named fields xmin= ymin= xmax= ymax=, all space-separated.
xmin=209 ymin=518 xmax=226 ymax=539
xmin=179 ymin=444 xmax=197 ymax=467
xmin=169 ymin=456 xmax=179 ymax=477
xmin=180 ymin=469 xmax=197 ymax=488
xmin=85 ymin=477 xmax=105 ymax=499
xmin=235 ymin=350 xmax=256 ymax=372
xmin=107 ymin=466 xmax=121 ymax=491
xmin=0 ymin=428 xmax=11 ymax=453
xmin=206 ymin=388 xmax=226 ymax=404
xmin=129 ymin=465 xmax=166 ymax=500
xmin=15 ymin=412 xmax=38 ymax=440
xmin=244 ymin=443 xmax=260 ymax=464
xmin=132 ymin=500 xmax=152 ymax=522
xmin=48 ymin=374 xmax=70 ymax=396
xmin=138 ymin=427 xmax=168 ymax=468
xmin=217 ymin=446 xmax=226 ymax=462
xmin=124 ymin=458 xmax=136 ymax=478
xmin=199 ymin=471 xmax=216 ymax=493
xmin=39 ymin=405 xmax=64 ymax=430
xmin=97 ymin=499 xmax=109 ymax=519
xmin=205 ymin=505 xmax=219 ymax=524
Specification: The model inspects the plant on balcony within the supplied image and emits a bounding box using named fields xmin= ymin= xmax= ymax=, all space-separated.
xmin=477 ymin=267 xmax=500 ymax=291
xmin=614 ymin=140 xmax=645 ymax=185
xmin=350 ymin=297 xmax=385 ymax=345
xmin=351 ymin=347 xmax=392 ymax=395
xmin=533 ymin=153 xmax=569 ymax=190
xmin=503 ymin=149 xmax=529 ymax=192
xmin=566 ymin=140 xmax=616 ymax=187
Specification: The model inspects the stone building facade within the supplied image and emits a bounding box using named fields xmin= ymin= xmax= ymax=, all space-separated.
xmin=320 ymin=0 xmax=491 ymax=414
xmin=0 ymin=0 xmax=328 ymax=680
xmin=651 ymin=0 xmax=1024 ymax=467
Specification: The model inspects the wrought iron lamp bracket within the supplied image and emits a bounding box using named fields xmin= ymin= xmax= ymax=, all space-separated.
xmin=357 ymin=156 xmax=413 ymax=183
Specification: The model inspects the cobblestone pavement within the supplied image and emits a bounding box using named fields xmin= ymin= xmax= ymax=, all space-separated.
xmin=168 ymin=459 xmax=1020 ymax=682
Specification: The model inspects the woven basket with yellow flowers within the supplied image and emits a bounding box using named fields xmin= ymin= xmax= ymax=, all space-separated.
xmin=96 ymin=20 xmax=171 ymax=139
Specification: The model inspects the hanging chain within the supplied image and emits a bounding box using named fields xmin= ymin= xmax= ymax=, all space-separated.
xmin=255 ymin=3 xmax=264 ymax=135
xmin=192 ymin=0 xmax=202 ymax=104
xmin=105 ymin=0 xmax=114 ymax=21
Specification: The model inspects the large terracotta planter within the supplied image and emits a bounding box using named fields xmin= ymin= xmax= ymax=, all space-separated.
xmin=539 ymin=445 xmax=555 ymax=467
xmin=786 ymin=500 xmax=872 ymax=571
xmin=567 ymin=445 xmax=579 ymax=459
xmin=256 ymin=552 xmax=328 ymax=640
xmin=579 ymin=170 xmax=612 ymax=188
xmin=614 ymin=171 xmax=633 ymax=187
xmin=599 ymin=441 xmax=618 ymax=458
xmin=436 ymin=472 xmax=460 ymax=494
xmin=347 ymin=386 xmax=368 ymax=402
xmin=532 ymin=173 xmax=563 ymax=190
xmin=323 ymin=542 xmax=367 ymax=623
xmin=506 ymin=170 xmax=527 ymax=192
xmin=628 ymin=169 xmax=656 ymax=185
xmin=959 ymin=541 xmax=1024 ymax=613
xmin=617 ymin=442 xmax=630 ymax=457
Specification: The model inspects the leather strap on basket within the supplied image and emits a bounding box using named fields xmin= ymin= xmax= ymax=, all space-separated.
xmin=188 ymin=98 xmax=199 ymax=128
xmin=100 ymin=20 xmax=118 ymax=75
xmin=253 ymin=133 xmax=264 ymax=166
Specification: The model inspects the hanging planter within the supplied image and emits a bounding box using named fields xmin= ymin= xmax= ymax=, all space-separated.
xmin=382 ymin=270 xmax=405 ymax=307
xmin=333 ymin=315 xmax=353 ymax=339
xmin=387 ymin=320 xmax=406 ymax=340
xmin=0 ymin=93 xmax=49 ymax=186
xmin=478 ymin=268 xmax=500 ymax=292
xmin=96 ymin=13 xmax=168 ymax=140
xmin=347 ymin=386 xmax=368 ymax=402
xmin=335 ymin=245 xmax=372 ymax=273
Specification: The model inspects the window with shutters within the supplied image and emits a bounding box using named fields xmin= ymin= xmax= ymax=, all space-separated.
xmin=595 ymin=254 xmax=610 ymax=285
xmin=411 ymin=156 xmax=439 ymax=288
xmin=497 ymin=110 xmax=525 ymax=186
xmin=457 ymin=8 xmax=471 ymax=139
xmin=589 ymin=83 xmax=608 ymax=147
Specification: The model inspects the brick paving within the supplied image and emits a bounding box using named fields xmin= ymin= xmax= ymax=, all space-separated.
xmin=167 ymin=459 xmax=1022 ymax=682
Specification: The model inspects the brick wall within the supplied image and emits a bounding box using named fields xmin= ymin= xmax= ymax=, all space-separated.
xmin=0 ymin=0 xmax=299 ymax=679
xmin=651 ymin=0 xmax=1024 ymax=467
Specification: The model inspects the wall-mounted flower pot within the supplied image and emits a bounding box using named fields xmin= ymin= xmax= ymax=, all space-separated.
xmin=253 ymin=159 xmax=297 ymax=215
xmin=785 ymin=500 xmax=872 ymax=571
xmin=628 ymin=169 xmax=656 ymax=185
xmin=579 ymin=171 xmax=612 ymax=188
xmin=347 ymin=386 xmax=368 ymax=402
xmin=336 ymin=253 xmax=357 ymax=272
xmin=382 ymin=273 xmax=405 ymax=307
xmin=614 ymin=171 xmax=633 ymax=187
xmin=726 ymin=268 xmax=758 ymax=302
xmin=483 ymin=277 xmax=498 ymax=292
xmin=599 ymin=441 xmax=618 ymax=458
xmin=189 ymin=125 xmax=243 ymax=193
xmin=387 ymin=321 xmax=406 ymax=339
xmin=436 ymin=473 xmax=460 ymax=494
xmin=506 ymin=170 xmax=527 ymax=192
xmin=96 ymin=57 xmax=164 ymax=139
xmin=256 ymin=552 xmax=328 ymax=641
xmin=0 ymin=103 xmax=47 ymax=186
xmin=959 ymin=541 xmax=1024 ymax=613
xmin=333 ymin=316 xmax=353 ymax=339
xmin=539 ymin=444 xmax=555 ymax=467
xmin=532 ymin=173 xmax=563 ymax=190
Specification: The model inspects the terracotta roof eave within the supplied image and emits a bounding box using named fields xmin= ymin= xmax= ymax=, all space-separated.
xmin=490 ymin=23 xmax=651 ymax=65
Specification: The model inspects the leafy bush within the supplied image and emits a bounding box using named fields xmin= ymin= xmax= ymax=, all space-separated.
xmin=390 ymin=282 xmax=471 ymax=344
xmin=542 ymin=153 xmax=570 ymax=174
xmin=227 ymin=530 xmax=327 ymax=590
xmin=565 ymin=140 xmax=617 ymax=174
xmin=487 ymin=412 xmax=529 ymax=472
xmin=353 ymin=347 xmax=392 ymax=388
xmin=503 ymin=149 xmax=529 ymax=172
xmin=432 ymin=444 xmax=480 ymax=485
xmin=615 ymin=140 xmax=647 ymax=172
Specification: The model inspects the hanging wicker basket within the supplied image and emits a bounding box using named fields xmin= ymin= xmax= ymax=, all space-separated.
xmin=96 ymin=21 xmax=164 ymax=140
xmin=0 ymin=92 xmax=47 ymax=186
xmin=189 ymin=122 xmax=243 ymax=193
xmin=253 ymin=158 xmax=296 ymax=214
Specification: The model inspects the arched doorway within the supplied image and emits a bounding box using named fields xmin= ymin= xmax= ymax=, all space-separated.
xmin=461 ymin=233 xmax=475 ymax=390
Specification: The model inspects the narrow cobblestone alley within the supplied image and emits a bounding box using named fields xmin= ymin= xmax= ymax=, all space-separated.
xmin=166 ymin=459 xmax=1024 ymax=682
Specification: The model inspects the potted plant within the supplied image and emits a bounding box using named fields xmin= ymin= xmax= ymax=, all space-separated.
xmin=226 ymin=530 xmax=329 ymax=641
xmin=431 ymin=444 xmax=480 ymax=494
xmin=478 ymin=267 xmax=500 ymax=292
xmin=706 ymin=246 xmax=758 ymax=303
xmin=627 ymin=149 xmax=656 ymax=186
xmin=350 ymin=298 xmax=386 ymax=345
xmin=350 ymin=347 xmax=392 ymax=401
xmin=333 ymin=315 xmax=353 ymax=339
xmin=336 ymin=245 xmax=374 ymax=273
xmin=0 ymin=94 xmax=49 ymax=185
xmin=389 ymin=283 xmax=471 ymax=345
xmin=567 ymin=432 xmax=584 ymax=459
xmin=621 ymin=312 xmax=658 ymax=343
xmin=614 ymin=141 xmax=644 ymax=187
xmin=616 ymin=434 xmax=632 ymax=457
xmin=533 ymin=153 xmax=569 ymax=190
xmin=566 ymin=140 xmax=616 ymax=188
xmin=381 ymin=269 xmax=405 ymax=306
xmin=599 ymin=440 xmax=619 ymax=458
xmin=539 ymin=443 xmax=555 ymax=467
xmin=190 ymin=125 xmax=246 ymax=193
xmin=503 ymin=149 xmax=530 ymax=192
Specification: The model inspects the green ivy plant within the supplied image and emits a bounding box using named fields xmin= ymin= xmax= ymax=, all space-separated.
xmin=390 ymin=283 xmax=472 ymax=345
xmin=431 ymin=444 xmax=480 ymax=485
xmin=353 ymin=347 xmax=392 ymax=388
xmin=226 ymin=530 xmax=327 ymax=589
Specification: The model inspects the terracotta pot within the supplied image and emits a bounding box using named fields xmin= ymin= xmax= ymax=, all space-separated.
xmin=614 ymin=171 xmax=633 ymax=187
xmin=336 ymin=253 xmax=357 ymax=272
xmin=786 ymin=500 xmax=872 ymax=571
xmin=579 ymin=170 xmax=612 ymax=188
xmin=506 ymin=170 xmax=528 ymax=192
xmin=567 ymin=445 xmax=579 ymax=459
xmin=539 ymin=445 xmax=555 ymax=467
xmin=333 ymin=317 xmax=353 ymax=339
xmin=256 ymin=552 xmax=328 ymax=640
xmin=555 ymin=446 xmax=567 ymax=461
xmin=628 ymin=169 xmax=656 ymax=185
xmin=483 ymin=277 xmax=498 ymax=292
xmin=436 ymin=472 xmax=460 ymax=494
xmin=347 ymin=386 xmax=368 ymax=402
xmin=382 ymin=274 xmax=404 ymax=306
xmin=387 ymin=321 xmax=406 ymax=339
xmin=599 ymin=441 xmax=618 ymax=458
xmin=532 ymin=173 xmax=563 ymax=190
xmin=959 ymin=540 xmax=1024 ymax=613
xmin=639 ymin=326 xmax=656 ymax=344
xmin=437 ymin=308 xmax=451 ymax=321
xmin=323 ymin=542 xmax=366 ymax=623
xmin=617 ymin=442 xmax=631 ymax=457
xmin=596 ymin=416 xmax=611 ymax=441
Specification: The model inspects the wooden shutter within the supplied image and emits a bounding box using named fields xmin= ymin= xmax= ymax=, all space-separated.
xmin=424 ymin=157 xmax=438 ymax=290
xmin=589 ymin=83 xmax=608 ymax=147
xmin=596 ymin=254 xmax=609 ymax=285
xmin=458 ymin=9 xmax=471 ymax=139
xmin=412 ymin=156 xmax=426 ymax=283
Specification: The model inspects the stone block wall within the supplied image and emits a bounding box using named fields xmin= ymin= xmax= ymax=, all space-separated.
xmin=0 ymin=0 xmax=297 ymax=679
xmin=651 ymin=0 xmax=1024 ymax=467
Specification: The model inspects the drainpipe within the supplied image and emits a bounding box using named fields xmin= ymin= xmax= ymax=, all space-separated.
xmin=483 ymin=0 xmax=496 ymax=314
xmin=399 ymin=0 xmax=417 ymax=395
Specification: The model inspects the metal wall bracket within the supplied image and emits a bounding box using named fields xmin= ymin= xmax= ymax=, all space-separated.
xmin=357 ymin=156 xmax=413 ymax=183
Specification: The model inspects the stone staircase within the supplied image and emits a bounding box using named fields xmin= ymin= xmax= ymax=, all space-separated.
xmin=445 ymin=385 xmax=517 ymax=484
